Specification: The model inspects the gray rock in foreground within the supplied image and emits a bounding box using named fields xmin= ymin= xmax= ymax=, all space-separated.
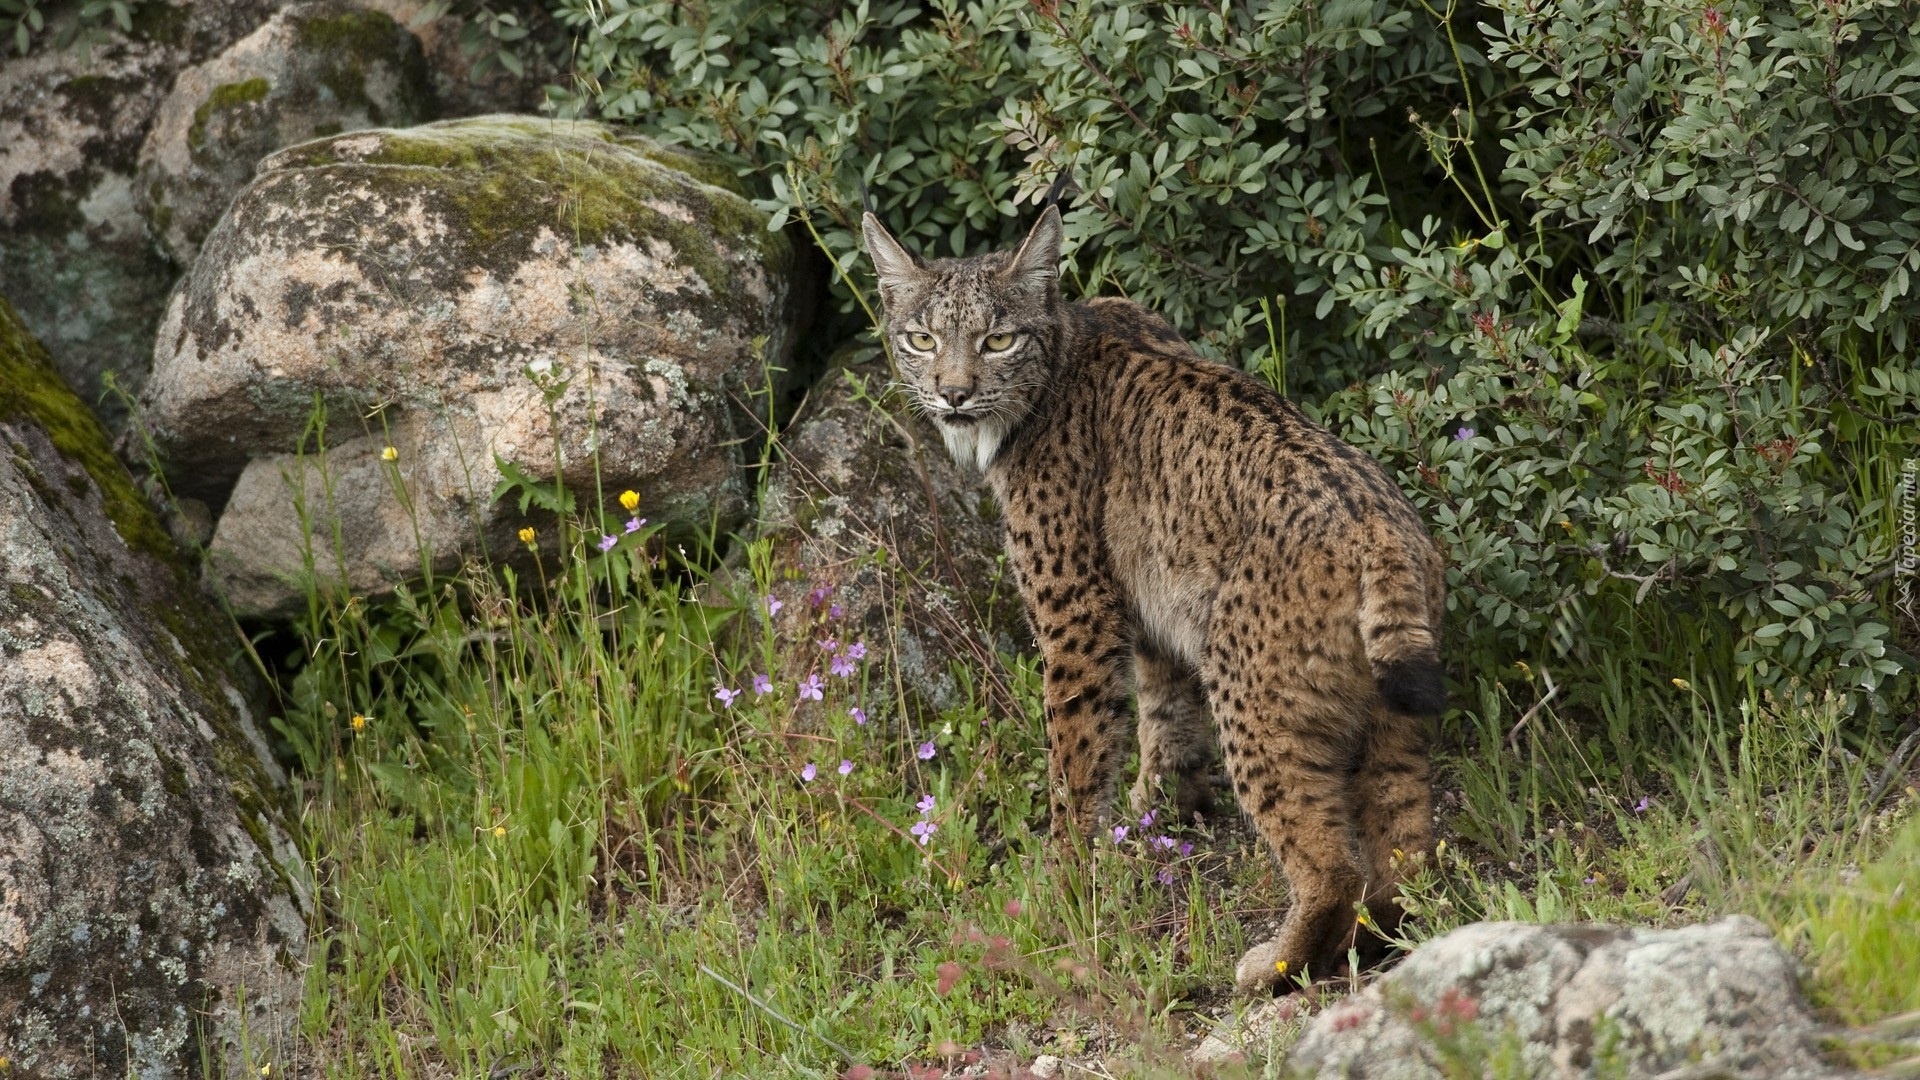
xmin=138 ymin=115 xmax=795 ymax=618
xmin=1 ymin=297 xmax=309 ymax=1078
xmin=1274 ymin=915 xmax=1843 ymax=1079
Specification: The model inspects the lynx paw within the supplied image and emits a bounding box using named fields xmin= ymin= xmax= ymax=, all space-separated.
xmin=1233 ymin=939 xmax=1298 ymax=995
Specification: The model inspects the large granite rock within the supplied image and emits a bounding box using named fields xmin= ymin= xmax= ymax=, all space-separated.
xmin=0 ymin=297 xmax=309 ymax=1077
xmin=0 ymin=0 xmax=283 ymax=423
xmin=1268 ymin=916 xmax=1841 ymax=1079
xmin=755 ymin=345 xmax=1027 ymax=719
xmin=135 ymin=0 xmax=438 ymax=265
xmin=136 ymin=116 xmax=796 ymax=617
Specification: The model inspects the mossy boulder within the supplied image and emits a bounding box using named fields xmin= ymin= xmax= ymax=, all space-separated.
xmin=136 ymin=0 xmax=438 ymax=265
xmin=0 ymin=0 xmax=286 ymax=426
xmin=0 ymin=295 xmax=308 ymax=1078
xmin=753 ymin=344 xmax=1028 ymax=721
xmin=137 ymin=116 xmax=797 ymax=618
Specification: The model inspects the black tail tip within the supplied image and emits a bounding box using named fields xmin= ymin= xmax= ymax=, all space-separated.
xmin=1376 ymin=656 xmax=1447 ymax=715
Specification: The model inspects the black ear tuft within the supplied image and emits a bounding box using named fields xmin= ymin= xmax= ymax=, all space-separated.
xmin=1376 ymin=656 xmax=1447 ymax=716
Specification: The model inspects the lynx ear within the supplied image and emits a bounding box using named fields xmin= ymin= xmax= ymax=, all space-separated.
xmin=1001 ymin=204 xmax=1062 ymax=291
xmin=862 ymin=212 xmax=922 ymax=303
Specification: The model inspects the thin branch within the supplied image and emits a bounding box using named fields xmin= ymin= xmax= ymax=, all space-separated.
xmin=1505 ymin=666 xmax=1559 ymax=748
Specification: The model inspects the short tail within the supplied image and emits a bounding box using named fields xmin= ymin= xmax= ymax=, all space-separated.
xmin=1359 ymin=537 xmax=1447 ymax=715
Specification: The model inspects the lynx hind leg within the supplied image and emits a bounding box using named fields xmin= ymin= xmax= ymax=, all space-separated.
xmin=1352 ymin=708 xmax=1433 ymax=959
xmin=1204 ymin=638 xmax=1368 ymax=994
xmin=1129 ymin=647 xmax=1218 ymax=823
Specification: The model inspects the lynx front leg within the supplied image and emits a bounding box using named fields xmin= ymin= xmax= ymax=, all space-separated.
xmin=1028 ymin=581 xmax=1134 ymax=837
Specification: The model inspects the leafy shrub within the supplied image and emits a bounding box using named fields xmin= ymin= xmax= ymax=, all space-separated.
xmin=555 ymin=0 xmax=1917 ymax=711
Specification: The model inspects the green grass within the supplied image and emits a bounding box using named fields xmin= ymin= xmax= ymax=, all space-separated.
xmin=188 ymin=233 xmax=1916 ymax=1075
xmin=249 ymin=442 xmax=1917 ymax=1077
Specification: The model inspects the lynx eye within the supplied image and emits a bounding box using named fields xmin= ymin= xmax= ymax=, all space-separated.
xmin=983 ymin=331 xmax=1016 ymax=352
xmin=906 ymin=331 xmax=937 ymax=352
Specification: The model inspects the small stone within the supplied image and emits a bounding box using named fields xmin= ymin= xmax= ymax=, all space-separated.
xmin=1028 ymin=1054 xmax=1064 ymax=1078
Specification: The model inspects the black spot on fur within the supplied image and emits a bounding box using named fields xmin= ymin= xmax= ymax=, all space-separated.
xmin=1376 ymin=656 xmax=1446 ymax=715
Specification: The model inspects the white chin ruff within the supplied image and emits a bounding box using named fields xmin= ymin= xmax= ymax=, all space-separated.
xmin=941 ymin=418 xmax=1008 ymax=473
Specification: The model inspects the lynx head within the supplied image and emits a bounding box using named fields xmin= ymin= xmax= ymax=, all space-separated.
xmin=861 ymin=206 xmax=1063 ymax=472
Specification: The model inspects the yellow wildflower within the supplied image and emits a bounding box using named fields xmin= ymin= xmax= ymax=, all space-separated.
xmin=350 ymin=714 xmax=366 ymax=733
xmin=1671 ymin=677 xmax=1691 ymax=691
xmin=1558 ymin=518 xmax=1573 ymax=532
xmin=492 ymin=825 xmax=506 ymax=838
xmin=1515 ymin=660 xmax=1533 ymax=678
xmin=518 ymin=526 xmax=536 ymax=545
xmin=381 ymin=446 xmax=398 ymax=462
xmin=260 ymin=1065 xmax=272 ymax=1077
xmin=1274 ymin=960 xmax=1288 ymax=975
xmin=619 ymin=489 xmax=641 ymax=512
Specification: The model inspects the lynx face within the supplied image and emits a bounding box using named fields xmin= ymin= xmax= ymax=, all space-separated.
xmin=860 ymin=209 xmax=1064 ymax=472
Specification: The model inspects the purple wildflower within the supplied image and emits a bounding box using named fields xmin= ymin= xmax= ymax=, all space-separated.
xmin=1139 ymin=810 xmax=1156 ymax=829
xmin=1633 ymin=796 xmax=1651 ymax=813
xmin=798 ymin=673 xmax=824 ymax=701
xmin=1455 ymin=426 xmax=1476 ymax=441
xmin=807 ymin=583 xmax=835 ymax=607
xmin=1153 ymin=835 xmax=1177 ymax=851
xmin=765 ymin=595 xmax=783 ymax=617
xmin=845 ymin=641 xmax=868 ymax=660
xmin=830 ymin=652 xmax=857 ymax=678
xmin=817 ymin=637 xmax=838 ymax=653
xmin=801 ymin=762 xmax=818 ymax=783
xmin=829 ymin=603 xmax=844 ymax=619
xmin=1157 ymin=867 xmax=1176 ymax=886
xmin=1112 ymin=825 xmax=1129 ymax=844
xmin=916 ymin=794 xmax=937 ymax=815
xmin=1583 ymin=875 xmax=1597 ymax=885
xmin=917 ymin=741 xmax=936 ymax=761
xmin=850 ymin=706 xmax=868 ymax=725
xmin=713 ymin=686 xmax=741 ymax=708
xmin=910 ymin=819 xmax=938 ymax=845
xmin=752 ymin=673 xmax=773 ymax=696
xmin=1179 ymin=841 xmax=1194 ymax=858
xmin=838 ymin=759 xmax=854 ymax=776
xmin=596 ymin=534 xmax=617 ymax=552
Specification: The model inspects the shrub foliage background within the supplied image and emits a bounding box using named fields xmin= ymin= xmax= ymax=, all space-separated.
xmin=549 ymin=0 xmax=1916 ymax=715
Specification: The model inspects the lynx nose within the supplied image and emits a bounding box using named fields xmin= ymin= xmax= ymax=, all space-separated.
xmin=937 ymin=385 xmax=974 ymax=409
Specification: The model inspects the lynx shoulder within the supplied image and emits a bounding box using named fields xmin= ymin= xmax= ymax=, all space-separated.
xmin=863 ymin=206 xmax=1446 ymax=993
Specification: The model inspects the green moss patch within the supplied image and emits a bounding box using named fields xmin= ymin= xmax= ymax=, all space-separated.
xmin=188 ymin=77 xmax=271 ymax=150
xmin=274 ymin=119 xmax=785 ymax=303
xmin=0 ymin=295 xmax=173 ymax=560
xmin=294 ymin=7 xmax=415 ymax=121
xmin=292 ymin=6 xmax=400 ymax=57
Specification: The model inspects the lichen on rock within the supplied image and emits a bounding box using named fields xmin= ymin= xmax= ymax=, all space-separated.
xmin=0 ymin=294 xmax=308 ymax=1078
xmin=1265 ymin=916 xmax=1846 ymax=1079
xmin=0 ymin=0 xmax=286 ymax=425
xmin=136 ymin=0 xmax=438 ymax=265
